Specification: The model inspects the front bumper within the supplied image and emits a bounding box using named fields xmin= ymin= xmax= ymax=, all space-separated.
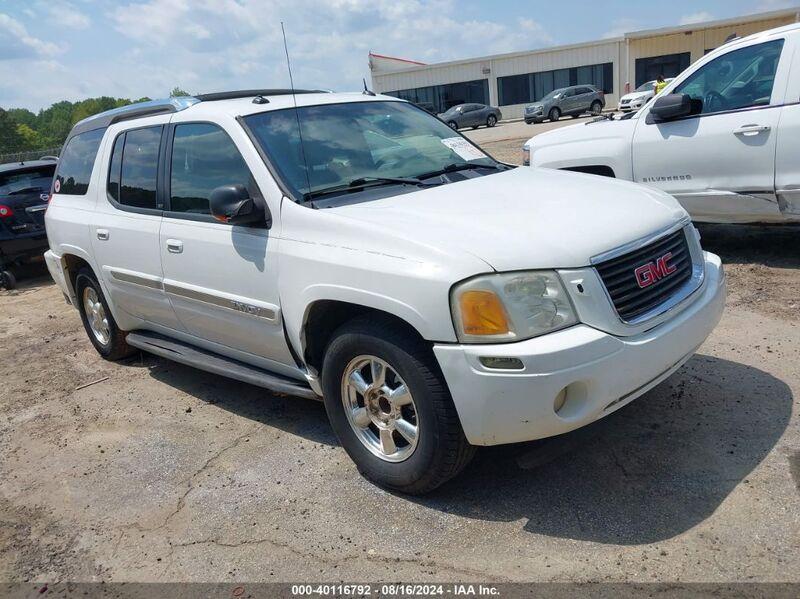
xmin=434 ymin=252 xmax=726 ymax=446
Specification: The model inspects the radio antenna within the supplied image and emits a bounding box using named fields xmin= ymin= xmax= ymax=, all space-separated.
xmin=281 ymin=21 xmax=312 ymax=199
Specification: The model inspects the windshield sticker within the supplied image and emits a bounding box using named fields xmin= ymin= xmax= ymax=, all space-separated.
xmin=440 ymin=137 xmax=488 ymax=161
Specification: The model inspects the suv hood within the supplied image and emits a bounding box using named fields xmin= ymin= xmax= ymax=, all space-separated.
xmin=329 ymin=167 xmax=686 ymax=272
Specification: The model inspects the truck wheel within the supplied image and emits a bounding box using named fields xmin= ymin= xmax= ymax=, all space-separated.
xmin=591 ymin=101 xmax=602 ymax=115
xmin=0 ymin=269 xmax=16 ymax=290
xmin=548 ymin=107 xmax=560 ymax=122
xmin=321 ymin=315 xmax=475 ymax=495
xmin=75 ymin=268 xmax=135 ymax=360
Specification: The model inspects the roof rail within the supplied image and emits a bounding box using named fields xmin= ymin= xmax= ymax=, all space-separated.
xmin=194 ymin=89 xmax=327 ymax=101
xmin=66 ymin=97 xmax=200 ymax=139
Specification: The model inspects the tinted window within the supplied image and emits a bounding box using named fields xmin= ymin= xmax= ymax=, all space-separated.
xmin=55 ymin=128 xmax=104 ymax=195
xmin=0 ymin=165 xmax=55 ymax=196
xmin=107 ymin=134 xmax=123 ymax=202
xmin=169 ymin=123 xmax=254 ymax=215
xmin=675 ymin=40 xmax=784 ymax=115
xmin=120 ymin=126 xmax=162 ymax=209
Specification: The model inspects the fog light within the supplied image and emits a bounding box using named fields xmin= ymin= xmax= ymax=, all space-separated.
xmin=479 ymin=356 xmax=524 ymax=370
xmin=554 ymin=388 xmax=567 ymax=413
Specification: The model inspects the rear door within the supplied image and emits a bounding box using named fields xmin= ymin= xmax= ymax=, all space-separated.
xmin=89 ymin=119 xmax=183 ymax=329
xmin=0 ymin=163 xmax=54 ymax=239
xmin=775 ymin=35 xmax=800 ymax=219
xmin=158 ymin=119 xmax=295 ymax=370
xmin=632 ymin=37 xmax=788 ymax=222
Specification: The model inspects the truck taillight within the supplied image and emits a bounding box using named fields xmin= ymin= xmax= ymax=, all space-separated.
xmin=0 ymin=205 xmax=13 ymax=218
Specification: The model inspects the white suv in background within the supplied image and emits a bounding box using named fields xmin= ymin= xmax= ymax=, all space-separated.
xmin=525 ymin=23 xmax=800 ymax=224
xmin=45 ymin=89 xmax=725 ymax=494
xmin=617 ymin=78 xmax=673 ymax=112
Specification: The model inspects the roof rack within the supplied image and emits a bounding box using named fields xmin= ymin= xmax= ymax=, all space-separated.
xmin=65 ymin=89 xmax=329 ymax=141
xmin=195 ymin=89 xmax=326 ymax=101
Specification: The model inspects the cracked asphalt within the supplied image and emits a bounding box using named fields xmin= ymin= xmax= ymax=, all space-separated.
xmin=0 ymin=135 xmax=798 ymax=581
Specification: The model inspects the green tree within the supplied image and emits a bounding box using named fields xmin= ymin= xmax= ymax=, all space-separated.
xmin=15 ymin=123 xmax=44 ymax=149
xmin=0 ymin=109 xmax=24 ymax=153
xmin=170 ymin=86 xmax=191 ymax=97
xmin=7 ymin=108 xmax=36 ymax=128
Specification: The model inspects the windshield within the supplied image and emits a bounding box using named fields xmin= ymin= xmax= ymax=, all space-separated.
xmin=243 ymin=101 xmax=497 ymax=200
xmin=541 ymin=89 xmax=564 ymax=101
xmin=635 ymin=81 xmax=656 ymax=92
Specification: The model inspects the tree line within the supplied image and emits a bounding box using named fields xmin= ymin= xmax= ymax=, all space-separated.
xmin=0 ymin=88 xmax=190 ymax=157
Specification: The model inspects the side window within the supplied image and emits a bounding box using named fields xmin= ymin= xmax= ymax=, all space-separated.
xmin=674 ymin=39 xmax=784 ymax=115
xmin=117 ymin=126 xmax=162 ymax=210
xmin=107 ymin=133 xmax=123 ymax=202
xmin=54 ymin=128 xmax=105 ymax=195
xmin=169 ymin=123 xmax=255 ymax=216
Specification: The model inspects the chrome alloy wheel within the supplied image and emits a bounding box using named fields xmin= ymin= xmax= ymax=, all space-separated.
xmin=341 ymin=355 xmax=419 ymax=462
xmin=83 ymin=287 xmax=110 ymax=345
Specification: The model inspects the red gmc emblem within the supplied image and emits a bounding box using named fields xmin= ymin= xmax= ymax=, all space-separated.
xmin=634 ymin=252 xmax=677 ymax=288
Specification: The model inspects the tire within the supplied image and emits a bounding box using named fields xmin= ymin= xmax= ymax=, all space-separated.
xmin=486 ymin=114 xmax=497 ymax=127
xmin=590 ymin=101 xmax=602 ymax=116
xmin=321 ymin=314 xmax=475 ymax=495
xmin=447 ymin=121 xmax=458 ymax=130
xmin=571 ymin=114 xmax=580 ymax=119
xmin=471 ymin=125 xmax=478 ymax=130
xmin=75 ymin=268 xmax=135 ymax=360
xmin=548 ymin=107 xmax=560 ymax=122
xmin=0 ymin=269 xmax=16 ymax=290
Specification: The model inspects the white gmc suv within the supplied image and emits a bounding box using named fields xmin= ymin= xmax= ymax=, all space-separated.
xmin=525 ymin=23 xmax=800 ymax=224
xmin=44 ymin=89 xmax=725 ymax=494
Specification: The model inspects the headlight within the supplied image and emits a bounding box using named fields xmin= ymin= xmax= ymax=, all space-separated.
xmin=450 ymin=271 xmax=577 ymax=343
xmin=522 ymin=144 xmax=530 ymax=166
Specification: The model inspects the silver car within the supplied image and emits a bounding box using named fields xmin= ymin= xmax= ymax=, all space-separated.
xmin=524 ymin=85 xmax=605 ymax=124
xmin=438 ymin=103 xmax=502 ymax=130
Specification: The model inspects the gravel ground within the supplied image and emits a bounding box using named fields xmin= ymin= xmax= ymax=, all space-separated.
xmin=0 ymin=125 xmax=798 ymax=583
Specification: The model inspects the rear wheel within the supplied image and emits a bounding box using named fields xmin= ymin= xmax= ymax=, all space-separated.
xmin=590 ymin=101 xmax=602 ymax=116
xmin=486 ymin=114 xmax=497 ymax=127
xmin=75 ymin=268 xmax=135 ymax=360
xmin=321 ymin=315 xmax=474 ymax=494
xmin=0 ymin=269 xmax=16 ymax=290
xmin=548 ymin=107 xmax=560 ymax=122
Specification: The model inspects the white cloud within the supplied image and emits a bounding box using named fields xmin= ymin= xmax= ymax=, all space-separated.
xmin=679 ymin=11 xmax=713 ymax=25
xmin=41 ymin=1 xmax=91 ymax=29
xmin=602 ymin=18 xmax=639 ymax=39
xmin=0 ymin=13 xmax=62 ymax=59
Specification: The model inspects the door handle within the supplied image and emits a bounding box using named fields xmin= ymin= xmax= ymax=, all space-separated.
xmin=733 ymin=124 xmax=770 ymax=136
xmin=166 ymin=239 xmax=183 ymax=254
xmin=96 ymin=229 xmax=109 ymax=241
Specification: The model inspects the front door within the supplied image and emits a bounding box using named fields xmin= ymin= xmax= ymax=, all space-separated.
xmin=158 ymin=121 xmax=295 ymax=369
xmin=632 ymin=38 xmax=787 ymax=222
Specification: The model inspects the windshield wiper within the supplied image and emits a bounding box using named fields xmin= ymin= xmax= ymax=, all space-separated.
xmin=302 ymin=176 xmax=436 ymax=202
xmin=416 ymin=162 xmax=506 ymax=180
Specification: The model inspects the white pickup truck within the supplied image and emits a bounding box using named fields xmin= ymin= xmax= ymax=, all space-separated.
xmin=44 ymin=89 xmax=725 ymax=494
xmin=525 ymin=23 xmax=800 ymax=224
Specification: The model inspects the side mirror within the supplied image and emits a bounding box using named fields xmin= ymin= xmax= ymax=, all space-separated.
xmin=650 ymin=93 xmax=693 ymax=121
xmin=209 ymin=184 xmax=271 ymax=227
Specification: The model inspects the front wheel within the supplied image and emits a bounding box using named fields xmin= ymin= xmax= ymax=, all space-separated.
xmin=447 ymin=121 xmax=458 ymax=130
xmin=75 ymin=269 xmax=136 ymax=360
xmin=548 ymin=107 xmax=560 ymax=122
xmin=321 ymin=315 xmax=474 ymax=495
xmin=486 ymin=114 xmax=497 ymax=127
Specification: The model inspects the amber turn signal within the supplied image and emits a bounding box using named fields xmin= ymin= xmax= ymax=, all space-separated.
xmin=458 ymin=290 xmax=511 ymax=336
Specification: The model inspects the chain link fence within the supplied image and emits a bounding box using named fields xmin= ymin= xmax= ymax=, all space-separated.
xmin=0 ymin=146 xmax=61 ymax=165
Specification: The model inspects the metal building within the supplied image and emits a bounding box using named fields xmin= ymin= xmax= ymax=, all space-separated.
xmin=369 ymin=8 xmax=800 ymax=119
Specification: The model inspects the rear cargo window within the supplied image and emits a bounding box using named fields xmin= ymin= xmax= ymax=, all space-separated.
xmin=0 ymin=165 xmax=55 ymax=196
xmin=54 ymin=128 xmax=104 ymax=195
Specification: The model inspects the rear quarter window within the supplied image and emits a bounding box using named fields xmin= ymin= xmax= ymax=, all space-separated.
xmin=54 ymin=128 xmax=105 ymax=195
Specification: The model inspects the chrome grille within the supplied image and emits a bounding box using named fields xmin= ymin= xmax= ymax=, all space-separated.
xmin=595 ymin=229 xmax=693 ymax=322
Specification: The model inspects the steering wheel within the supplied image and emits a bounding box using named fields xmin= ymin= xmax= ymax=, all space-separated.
xmin=703 ymin=90 xmax=725 ymax=113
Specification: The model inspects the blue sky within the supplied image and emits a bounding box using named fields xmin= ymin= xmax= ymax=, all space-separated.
xmin=0 ymin=0 xmax=796 ymax=111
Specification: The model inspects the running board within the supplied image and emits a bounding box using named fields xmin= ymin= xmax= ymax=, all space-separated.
xmin=126 ymin=331 xmax=319 ymax=400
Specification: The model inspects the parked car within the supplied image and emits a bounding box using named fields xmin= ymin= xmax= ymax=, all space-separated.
xmin=618 ymin=78 xmax=675 ymax=112
xmin=413 ymin=101 xmax=437 ymax=114
xmin=438 ymin=103 xmax=501 ymax=129
xmin=524 ymin=23 xmax=799 ymax=224
xmin=524 ymin=85 xmax=605 ymax=124
xmin=0 ymin=158 xmax=57 ymax=289
xmin=45 ymin=90 xmax=725 ymax=494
